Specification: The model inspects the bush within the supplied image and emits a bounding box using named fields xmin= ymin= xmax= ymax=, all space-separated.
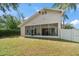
xmin=0 ymin=29 xmax=20 ymax=37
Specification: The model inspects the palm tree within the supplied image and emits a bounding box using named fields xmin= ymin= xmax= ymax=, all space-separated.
xmin=52 ymin=3 xmax=77 ymax=28
xmin=53 ymin=3 xmax=77 ymax=10
xmin=0 ymin=3 xmax=27 ymax=30
xmin=0 ymin=3 xmax=19 ymax=12
xmin=0 ymin=3 xmax=19 ymax=23
xmin=0 ymin=15 xmax=21 ymax=30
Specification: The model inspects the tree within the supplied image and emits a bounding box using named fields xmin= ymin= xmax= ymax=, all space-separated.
xmin=0 ymin=3 xmax=25 ymax=30
xmin=0 ymin=15 xmax=21 ymax=30
xmin=64 ymin=24 xmax=75 ymax=29
xmin=52 ymin=3 xmax=77 ymax=10
xmin=52 ymin=3 xmax=77 ymax=28
xmin=0 ymin=3 xmax=19 ymax=23
xmin=0 ymin=3 xmax=25 ymax=20
xmin=0 ymin=3 xmax=19 ymax=12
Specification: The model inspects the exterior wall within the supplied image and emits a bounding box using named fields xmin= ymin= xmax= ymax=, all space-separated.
xmin=20 ymin=10 xmax=62 ymax=38
xmin=61 ymin=29 xmax=79 ymax=42
xmin=20 ymin=26 xmax=25 ymax=36
xmin=24 ymin=12 xmax=62 ymax=26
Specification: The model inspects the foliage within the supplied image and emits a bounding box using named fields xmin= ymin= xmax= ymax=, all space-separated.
xmin=0 ymin=29 xmax=20 ymax=37
xmin=52 ymin=3 xmax=77 ymax=29
xmin=52 ymin=3 xmax=77 ymax=19
xmin=0 ymin=3 xmax=19 ymax=12
xmin=0 ymin=15 xmax=21 ymax=37
xmin=64 ymin=24 xmax=75 ymax=29
xmin=0 ymin=3 xmax=24 ymax=24
xmin=0 ymin=3 xmax=24 ymax=36
xmin=0 ymin=15 xmax=21 ymax=30
xmin=52 ymin=3 xmax=77 ymax=10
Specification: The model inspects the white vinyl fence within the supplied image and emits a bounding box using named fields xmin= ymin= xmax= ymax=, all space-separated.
xmin=60 ymin=29 xmax=79 ymax=42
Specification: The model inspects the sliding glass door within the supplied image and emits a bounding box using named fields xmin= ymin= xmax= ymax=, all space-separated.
xmin=42 ymin=28 xmax=57 ymax=36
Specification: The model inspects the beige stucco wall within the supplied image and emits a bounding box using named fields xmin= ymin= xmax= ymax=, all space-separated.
xmin=20 ymin=26 xmax=25 ymax=36
xmin=24 ymin=11 xmax=62 ymax=26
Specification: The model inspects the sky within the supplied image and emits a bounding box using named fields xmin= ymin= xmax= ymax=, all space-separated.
xmin=0 ymin=3 xmax=79 ymax=29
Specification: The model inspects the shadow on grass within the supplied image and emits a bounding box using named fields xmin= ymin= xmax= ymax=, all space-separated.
xmin=0 ymin=35 xmax=20 ymax=39
xmin=25 ymin=36 xmax=79 ymax=44
xmin=0 ymin=35 xmax=79 ymax=44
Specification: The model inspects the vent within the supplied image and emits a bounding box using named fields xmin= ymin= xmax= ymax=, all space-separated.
xmin=38 ymin=10 xmax=47 ymax=15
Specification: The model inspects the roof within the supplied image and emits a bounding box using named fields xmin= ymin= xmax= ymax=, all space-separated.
xmin=43 ymin=8 xmax=64 ymax=12
xmin=18 ymin=8 xmax=64 ymax=27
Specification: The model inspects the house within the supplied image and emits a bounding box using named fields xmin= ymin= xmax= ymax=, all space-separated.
xmin=19 ymin=8 xmax=64 ymax=38
xmin=19 ymin=8 xmax=79 ymax=42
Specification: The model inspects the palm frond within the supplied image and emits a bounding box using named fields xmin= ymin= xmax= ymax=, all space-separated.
xmin=52 ymin=3 xmax=77 ymax=20
xmin=63 ymin=13 xmax=69 ymax=19
xmin=53 ymin=3 xmax=77 ymax=11
xmin=0 ymin=3 xmax=19 ymax=12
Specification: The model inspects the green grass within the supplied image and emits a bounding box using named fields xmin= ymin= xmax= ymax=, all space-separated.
xmin=0 ymin=36 xmax=79 ymax=56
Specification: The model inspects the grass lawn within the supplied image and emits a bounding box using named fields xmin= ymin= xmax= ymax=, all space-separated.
xmin=0 ymin=36 xmax=79 ymax=56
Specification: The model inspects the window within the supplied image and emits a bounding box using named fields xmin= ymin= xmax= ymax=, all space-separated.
xmin=49 ymin=28 xmax=55 ymax=36
xmin=42 ymin=28 xmax=48 ymax=35
xmin=25 ymin=26 xmax=37 ymax=35
xmin=25 ymin=26 xmax=32 ymax=35
xmin=42 ymin=28 xmax=57 ymax=36
xmin=34 ymin=28 xmax=36 ymax=35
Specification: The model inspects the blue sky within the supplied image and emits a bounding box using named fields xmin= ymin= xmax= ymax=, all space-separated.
xmin=18 ymin=3 xmax=53 ymax=17
xmin=0 ymin=3 xmax=79 ymax=29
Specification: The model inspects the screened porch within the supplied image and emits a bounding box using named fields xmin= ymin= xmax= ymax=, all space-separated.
xmin=25 ymin=23 xmax=58 ymax=37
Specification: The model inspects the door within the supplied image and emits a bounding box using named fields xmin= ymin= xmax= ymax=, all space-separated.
xmin=42 ymin=28 xmax=48 ymax=35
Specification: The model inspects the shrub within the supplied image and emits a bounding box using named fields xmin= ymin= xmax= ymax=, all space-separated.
xmin=0 ymin=29 xmax=20 ymax=37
